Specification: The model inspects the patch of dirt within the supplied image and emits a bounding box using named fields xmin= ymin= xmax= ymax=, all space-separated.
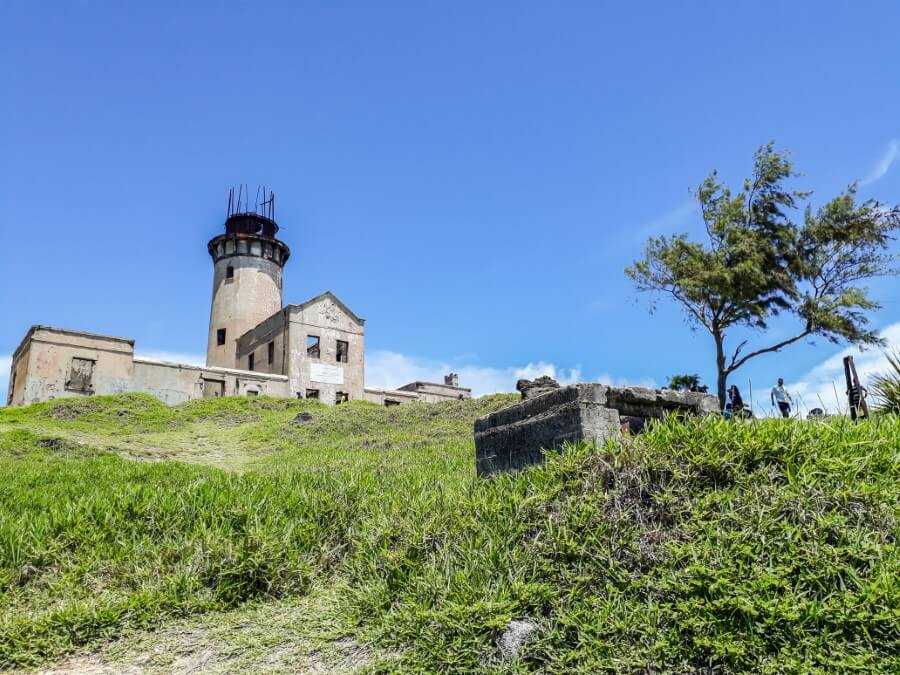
xmin=40 ymin=627 xmax=371 ymax=674
xmin=36 ymin=591 xmax=383 ymax=675
xmin=40 ymin=654 xmax=142 ymax=674
xmin=46 ymin=405 xmax=83 ymax=421
xmin=292 ymin=412 xmax=315 ymax=425
xmin=203 ymin=413 xmax=261 ymax=428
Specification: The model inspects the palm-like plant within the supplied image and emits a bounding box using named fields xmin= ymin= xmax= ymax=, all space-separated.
xmin=870 ymin=350 xmax=900 ymax=414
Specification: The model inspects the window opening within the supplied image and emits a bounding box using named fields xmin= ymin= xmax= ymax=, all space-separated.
xmin=336 ymin=340 xmax=349 ymax=363
xmin=66 ymin=357 xmax=95 ymax=393
xmin=306 ymin=335 xmax=320 ymax=358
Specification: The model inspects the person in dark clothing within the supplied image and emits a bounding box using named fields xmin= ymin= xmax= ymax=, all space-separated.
xmin=728 ymin=385 xmax=744 ymax=414
xmin=728 ymin=384 xmax=750 ymax=419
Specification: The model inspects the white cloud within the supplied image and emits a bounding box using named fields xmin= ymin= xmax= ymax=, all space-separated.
xmin=787 ymin=322 xmax=900 ymax=415
xmin=366 ymin=349 xmax=655 ymax=397
xmin=859 ymin=139 xmax=899 ymax=186
xmin=595 ymin=372 xmax=658 ymax=389
xmin=134 ymin=350 xmax=206 ymax=366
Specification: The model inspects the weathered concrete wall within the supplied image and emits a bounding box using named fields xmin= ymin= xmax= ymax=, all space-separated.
xmin=363 ymin=387 xmax=420 ymax=406
xmin=133 ymin=358 xmax=290 ymax=405
xmin=6 ymin=326 xmax=135 ymax=406
xmin=6 ymin=325 xmax=289 ymax=407
xmin=396 ymin=380 xmax=472 ymax=403
xmin=206 ymin=235 xmax=286 ymax=370
xmin=474 ymin=384 xmax=720 ymax=476
xmin=236 ymin=308 xmax=289 ymax=376
xmin=7 ymin=343 xmax=31 ymax=406
xmin=475 ymin=384 xmax=621 ymax=476
xmin=604 ymin=386 xmax=720 ymax=417
xmin=286 ymin=292 xmax=365 ymax=404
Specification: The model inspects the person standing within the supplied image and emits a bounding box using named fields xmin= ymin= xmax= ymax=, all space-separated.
xmin=728 ymin=385 xmax=746 ymax=418
xmin=770 ymin=378 xmax=793 ymax=418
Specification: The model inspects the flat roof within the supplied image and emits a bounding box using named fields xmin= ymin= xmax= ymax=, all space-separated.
xmin=12 ymin=325 xmax=134 ymax=360
xmin=134 ymin=357 xmax=289 ymax=381
xmin=400 ymin=381 xmax=472 ymax=393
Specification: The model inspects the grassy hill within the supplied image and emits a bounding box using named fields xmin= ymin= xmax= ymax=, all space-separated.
xmin=1 ymin=394 xmax=897 ymax=672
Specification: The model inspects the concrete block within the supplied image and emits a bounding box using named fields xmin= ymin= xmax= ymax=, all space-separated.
xmin=604 ymin=386 xmax=720 ymax=419
xmin=474 ymin=384 xmax=621 ymax=476
xmin=474 ymin=383 xmax=720 ymax=476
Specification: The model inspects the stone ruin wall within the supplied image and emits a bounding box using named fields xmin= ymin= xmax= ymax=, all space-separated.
xmin=475 ymin=380 xmax=719 ymax=476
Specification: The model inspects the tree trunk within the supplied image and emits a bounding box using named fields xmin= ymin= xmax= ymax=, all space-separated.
xmin=716 ymin=369 xmax=728 ymax=411
xmin=714 ymin=331 xmax=727 ymax=409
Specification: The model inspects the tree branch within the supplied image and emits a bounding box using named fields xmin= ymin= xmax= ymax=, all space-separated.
xmin=728 ymin=330 xmax=812 ymax=373
xmin=727 ymin=339 xmax=749 ymax=370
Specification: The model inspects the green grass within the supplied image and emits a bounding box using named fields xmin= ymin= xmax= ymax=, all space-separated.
xmin=1 ymin=394 xmax=898 ymax=672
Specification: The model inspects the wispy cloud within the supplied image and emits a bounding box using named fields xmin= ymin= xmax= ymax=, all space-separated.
xmin=859 ymin=139 xmax=899 ymax=186
xmin=634 ymin=198 xmax=699 ymax=241
xmin=366 ymin=349 xmax=654 ymax=397
xmin=787 ymin=322 xmax=900 ymax=414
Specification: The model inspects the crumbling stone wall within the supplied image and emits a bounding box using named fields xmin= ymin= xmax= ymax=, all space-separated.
xmin=475 ymin=382 xmax=719 ymax=476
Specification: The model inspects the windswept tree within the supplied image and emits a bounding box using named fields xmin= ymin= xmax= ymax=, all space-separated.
xmin=627 ymin=144 xmax=900 ymax=407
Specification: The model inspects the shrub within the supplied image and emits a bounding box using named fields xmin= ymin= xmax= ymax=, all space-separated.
xmin=871 ymin=350 xmax=900 ymax=414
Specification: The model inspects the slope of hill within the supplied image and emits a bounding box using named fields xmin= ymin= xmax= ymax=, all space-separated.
xmin=1 ymin=394 xmax=897 ymax=672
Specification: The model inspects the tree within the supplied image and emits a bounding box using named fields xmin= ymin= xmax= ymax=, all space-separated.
xmin=665 ymin=373 xmax=708 ymax=393
xmin=626 ymin=144 xmax=900 ymax=408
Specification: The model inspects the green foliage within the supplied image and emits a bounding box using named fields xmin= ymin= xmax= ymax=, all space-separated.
xmin=626 ymin=143 xmax=900 ymax=405
xmin=871 ymin=350 xmax=900 ymax=414
xmin=1 ymin=394 xmax=899 ymax=671
xmin=665 ymin=373 xmax=708 ymax=392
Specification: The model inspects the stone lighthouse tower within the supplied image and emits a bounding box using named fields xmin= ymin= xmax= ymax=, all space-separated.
xmin=206 ymin=189 xmax=290 ymax=369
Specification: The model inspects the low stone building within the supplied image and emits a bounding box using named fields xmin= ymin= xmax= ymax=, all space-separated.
xmin=7 ymin=197 xmax=470 ymax=407
xmin=7 ymin=326 xmax=290 ymax=407
xmin=395 ymin=373 xmax=472 ymax=403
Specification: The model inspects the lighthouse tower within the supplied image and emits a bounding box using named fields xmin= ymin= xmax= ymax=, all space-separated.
xmin=206 ymin=188 xmax=290 ymax=369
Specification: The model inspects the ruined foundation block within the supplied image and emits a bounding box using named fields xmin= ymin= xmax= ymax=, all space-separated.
xmin=474 ymin=383 xmax=720 ymax=476
xmin=474 ymin=384 xmax=621 ymax=476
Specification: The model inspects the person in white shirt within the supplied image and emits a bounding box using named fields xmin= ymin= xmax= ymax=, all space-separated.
xmin=771 ymin=378 xmax=792 ymax=418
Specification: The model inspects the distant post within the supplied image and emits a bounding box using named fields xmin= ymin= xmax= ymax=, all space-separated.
xmin=843 ymin=356 xmax=869 ymax=421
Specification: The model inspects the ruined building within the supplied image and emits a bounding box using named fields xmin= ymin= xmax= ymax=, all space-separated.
xmin=7 ymin=194 xmax=470 ymax=407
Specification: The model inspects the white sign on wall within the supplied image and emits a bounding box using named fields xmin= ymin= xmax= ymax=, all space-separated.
xmin=309 ymin=363 xmax=344 ymax=385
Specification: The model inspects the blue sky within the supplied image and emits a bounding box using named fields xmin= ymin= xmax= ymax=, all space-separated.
xmin=2 ymin=1 xmax=899 ymax=413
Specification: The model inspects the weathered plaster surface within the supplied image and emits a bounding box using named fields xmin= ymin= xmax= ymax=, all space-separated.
xmin=133 ymin=358 xmax=289 ymax=405
xmin=207 ymin=254 xmax=284 ymax=370
xmin=7 ymin=327 xmax=134 ymax=406
xmin=286 ymin=293 xmax=366 ymax=404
